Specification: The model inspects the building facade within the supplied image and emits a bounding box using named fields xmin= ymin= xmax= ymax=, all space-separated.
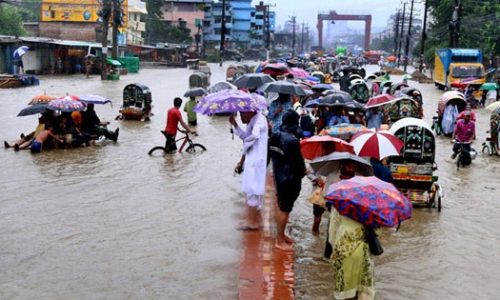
xmin=161 ymin=0 xmax=210 ymax=40
xmin=127 ymin=0 xmax=147 ymax=45
xmin=203 ymin=0 xmax=275 ymax=49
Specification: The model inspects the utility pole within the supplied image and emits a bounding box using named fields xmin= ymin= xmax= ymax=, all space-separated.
xmin=394 ymin=10 xmax=400 ymax=55
xmin=404 ymin=0 xmax=414 ymax=72
xmin=397 ymin=2 xmax=406 ymax=68
xmin=111 ymin=0 xmax=120 ymax=59
xmin=300 ymin=22 xmax=305 ymax=54
xmin=291 ymin=16 xmax=296 ymax=57
xmin=419 ymin=0 xmax=428 ymax=72
xmin=99 ymin=0 xmax=111 ymax=80
xmin=449 ymin=0 xmax=462 ymax=47
xmin=219 ymin=0 xmax=226 ymax=66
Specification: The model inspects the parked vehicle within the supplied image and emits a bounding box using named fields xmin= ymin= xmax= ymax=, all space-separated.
xmin=434 ymin=48 xmax=485 ymax=90
xmin=189 ymin=72 xmax=210 ymax=89
xmin=389 ymin=118 xmax=442 ymax=211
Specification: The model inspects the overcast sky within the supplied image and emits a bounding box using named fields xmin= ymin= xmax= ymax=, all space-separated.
xmin=252 ymin=0 xmax=424 ymax=32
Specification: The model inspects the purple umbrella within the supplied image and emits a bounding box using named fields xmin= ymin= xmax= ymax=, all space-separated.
xmin=194 ymin=90 xmax=267 ymax=115
xmin=48 ymin=96 xmax=85 ymax=112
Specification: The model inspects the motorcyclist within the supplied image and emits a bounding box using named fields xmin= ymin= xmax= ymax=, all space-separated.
xmin=451 ymin=110 xmax=475 ymax=160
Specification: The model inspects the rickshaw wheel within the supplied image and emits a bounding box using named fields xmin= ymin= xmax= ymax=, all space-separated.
xmin=481 ymin=143 xmax=491 ymax=156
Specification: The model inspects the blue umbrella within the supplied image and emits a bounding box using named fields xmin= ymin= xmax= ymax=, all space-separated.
xmin=311 ymin=84 xmax=334 ymax=91
xmin=78 ymin=95 xmax=112 ymax=105
xmin=13 ymin=46 xmax=29 ymax=59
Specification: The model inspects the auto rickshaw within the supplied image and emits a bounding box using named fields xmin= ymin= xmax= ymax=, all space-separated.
xmin=118 ymin=83 xmax=152 ymax=121
xmin=389 ymin=117 xmax=442 ymax=211
xmin=186 ymin=58 xmax=199 ymax=70
xmin=348 ymin=80 xmax=370 ymax=103
xmin=189 ymin=72 xmax=210 ymax=89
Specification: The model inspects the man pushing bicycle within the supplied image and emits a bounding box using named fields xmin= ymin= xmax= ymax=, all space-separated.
xmin=165 ymin=97 xmax=195 ymax=151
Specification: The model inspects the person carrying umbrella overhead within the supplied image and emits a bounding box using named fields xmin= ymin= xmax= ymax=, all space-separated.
xmin=229 ymin=103 xmax=268 ymax=231
xmin=268 ymin=110 xmax=306 ymax=250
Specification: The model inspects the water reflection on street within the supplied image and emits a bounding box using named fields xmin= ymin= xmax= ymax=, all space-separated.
xmin=0 ymin=64 xmax=499 ymax=299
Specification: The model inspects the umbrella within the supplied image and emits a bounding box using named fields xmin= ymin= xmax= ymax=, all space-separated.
xmin=209 ymin=81 xmax=237 ymax=93
xmin=365 ymin=94 xmax=396 ymax=108
xmin=194 ymin=90 xmax=266 ymax=115
xmin=311 ymin=84 xmax=334 ymax=91
xmin=262 ymin=63 xmax=289 ymax=76
xmin=13 ymin=46 xmax=29 ymax=59
xmin=350 ymin=130 xmax=404 ymax=160
xmin=300 ymin=135 xmax=355 ymax=160
xmin=480 ymin=82 xmax=499 ymax=91
xmin=307 ymin=76 xmax=320 ymax=82
xmin=345 ymin=101 xmax=366 ymax=111
xmin=263 ymin=80 xmax=307 ymax=96
xmin=319 ymin=91 xmax=354 ymax=107
xmin=77 ymin=95 xmax=112 ymax=105
xmin=184 ymin=87 xmax=207 ymax=98
xmin=325 ymin=123 xmax=367 ymax=141
xmin=17 ymin=103 xmax=49 ymax=117
xmin=288 ymin=67 xmax=309 ymax=79
xmin=233 ymin=73 xmax=275 ymax=89
xmin=305 ymin=98 xmax=321 ymax=108
xmin=324 ymin=176 xmax=412 ymax=228
xmin=48 ymin=96 xmax=86 ymax=112
xmin=28 ymin=94 xmax=56 ymax=105
xmin=310 ymin=152 xmax=373 ymax=177
xmin=486 ymin=101 xmax=500 ymax=112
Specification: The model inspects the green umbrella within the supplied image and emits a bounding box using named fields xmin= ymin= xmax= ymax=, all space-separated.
xmin=480 ymin=82 xmax=499 ymax=91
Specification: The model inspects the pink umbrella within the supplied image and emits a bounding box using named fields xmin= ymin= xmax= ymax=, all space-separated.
xmin=365 ymin=94 xmax=396 ymax=108
xmin=350 ymin=130 xmax=404 ymax=160
xmin=288 ymin=67 xmax=309 ymax=79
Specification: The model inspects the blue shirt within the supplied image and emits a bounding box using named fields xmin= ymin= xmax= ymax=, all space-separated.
xmin=328 ymin=115 xmax=350 ymax=127
xmin=366 ymin=110 xmax=384 ymax=129
xmin=268 ymin=99 xmax=292 ymax=133
xmin=371 ymin=159 xmax=394 ymax=183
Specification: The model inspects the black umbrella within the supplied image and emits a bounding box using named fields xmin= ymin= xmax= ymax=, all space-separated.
xmin=233 ymin=73 xmax=275 ymax=89
xmin=345 ymin=100 xmax=366 ymax=111
xmin=310 ymin=152 xmax=373 ymax=177
xmin=17 ymin=103 xmax=49 ymax=117
xmin=184 ymin=87 xmax=207 ymax=98
xmin=319 ymin=91 xmax=354 ymax=107
xmin=263 ymin=80 xmax=307 ymax=96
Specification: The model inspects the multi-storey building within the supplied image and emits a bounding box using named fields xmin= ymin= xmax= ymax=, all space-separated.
xmin=127 ymin=0 xmax=147 ymax=45
xmin=161 ymin=0 xmax=211 ymax=40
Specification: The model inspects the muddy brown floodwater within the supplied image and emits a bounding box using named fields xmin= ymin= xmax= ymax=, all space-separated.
xmin=1 ymin=64 xmax=499 ymax=300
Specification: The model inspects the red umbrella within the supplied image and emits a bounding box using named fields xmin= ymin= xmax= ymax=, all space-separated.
xmin=365 ymin=94 xmax=396 ymax=108
xmin=300 ymin=135 xmax=355 ymax=160
xmin=350 ymin=130 xmax=403 ymax=160
xmin=262 ymin=63 xmax=289 ymax=77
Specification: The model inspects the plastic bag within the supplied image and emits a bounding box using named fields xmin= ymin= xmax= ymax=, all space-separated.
xmin=441 ymin=104 xmax=458 ymax=135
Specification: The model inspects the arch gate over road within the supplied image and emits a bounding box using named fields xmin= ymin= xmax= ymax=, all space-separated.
xmin=317 ymin=11 xmax=372 ymax=50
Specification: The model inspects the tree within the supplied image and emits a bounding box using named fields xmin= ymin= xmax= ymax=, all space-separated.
xmin=425 ymin=0 xmax=500 ymax=59
xmin=0 ymin=4 xmax=26 ymax=36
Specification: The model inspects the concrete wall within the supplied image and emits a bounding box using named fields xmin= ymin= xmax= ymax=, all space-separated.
xmin=39 ymin=22 xmax=99 ymax=42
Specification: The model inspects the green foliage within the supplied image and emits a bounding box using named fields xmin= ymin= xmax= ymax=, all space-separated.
xmin=371 ymin=36 xmax=394 ymax=53
xmin=17 ymin=0 xmax=40 ymax=22
xmin=0 ymin=4 xmax=26 ymax=36
xmin=426 ymin=0 xmax=500 ymax=57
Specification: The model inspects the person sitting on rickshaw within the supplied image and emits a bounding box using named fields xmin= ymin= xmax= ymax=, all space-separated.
xmin=82 ymin=104 xmax=119 ymax=142
xmin=451 ymin=111 xmax=475 ymax=159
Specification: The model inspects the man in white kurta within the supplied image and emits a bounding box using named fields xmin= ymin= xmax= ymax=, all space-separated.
xmin=229 ymin=111 xmax=268 ymax=230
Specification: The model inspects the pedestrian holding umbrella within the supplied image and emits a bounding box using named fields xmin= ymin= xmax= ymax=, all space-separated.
xmin=263 ymin=80 xmax=307 ymax=96
xmin=12 ymin=46 xmax=29 ymax=74
xmin=184 ymin=87 xmax=207 ymax=98
xmin=300 ymin=135 xmax=354 ymax=160
xmin=233 ymin=73 xmax=275 ymax=90
xmin=310 ymin=152 xmax=373 ymax=177
xmin=349 ymin=129 xmax=404 ymax=160
xmin=324 ymin=176 xmax=412 ymax=228
xmin=319 ymin=91 xmax=354 ymax=107
xmin=194 ymin=89 xmax=267 ymax=116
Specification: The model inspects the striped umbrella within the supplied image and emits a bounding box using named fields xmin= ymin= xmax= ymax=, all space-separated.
xmin=350 ymin=129 xmax=404 ymax=160
xmin=13 ymin=46 xmax=29 ymax=59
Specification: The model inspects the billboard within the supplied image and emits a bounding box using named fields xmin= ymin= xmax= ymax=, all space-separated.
xmin=41 ymin=0 xmax=128 ymax=26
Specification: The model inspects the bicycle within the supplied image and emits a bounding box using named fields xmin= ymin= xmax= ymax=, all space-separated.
xmin=482 ymin=131 xmax=499 ymax=156
xmin=148 ymin=129 xmax=206 ymax=155
xmin=451 ymin=140 xmax=475 ymax=170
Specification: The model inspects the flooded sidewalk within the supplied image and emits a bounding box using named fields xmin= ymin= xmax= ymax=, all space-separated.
xmin=238 ymin=174 xmax=295 ymax=300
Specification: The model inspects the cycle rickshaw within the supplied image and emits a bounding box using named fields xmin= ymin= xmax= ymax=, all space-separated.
xmin=389 ymin=117 xmax=443 ymax=211
xmin=431 ymin=91 xmax=467 ymax=136
xmin=118 ymin=83 xmax=152 ymax=121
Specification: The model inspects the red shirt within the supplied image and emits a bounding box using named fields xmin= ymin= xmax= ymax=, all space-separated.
xmin=454 ymin=119 xmax=475 ymax=142
xmin=165 ymin=107 xmax=182 ymax=135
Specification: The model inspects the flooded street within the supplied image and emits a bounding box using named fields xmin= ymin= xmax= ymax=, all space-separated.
xmin=1 ymin=64 xmax=499 ymax=299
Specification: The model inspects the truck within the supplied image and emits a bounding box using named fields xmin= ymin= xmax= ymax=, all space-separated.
xmin=434 ymin=48 xmax=485 ymax=90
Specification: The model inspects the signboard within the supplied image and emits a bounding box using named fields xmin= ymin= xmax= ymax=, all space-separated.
xmin=41 ymin=0 xmax=128 ymax=27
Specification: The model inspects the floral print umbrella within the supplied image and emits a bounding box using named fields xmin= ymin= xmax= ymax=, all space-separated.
xmin=194 ymin=90 xmax=267 ymax=115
